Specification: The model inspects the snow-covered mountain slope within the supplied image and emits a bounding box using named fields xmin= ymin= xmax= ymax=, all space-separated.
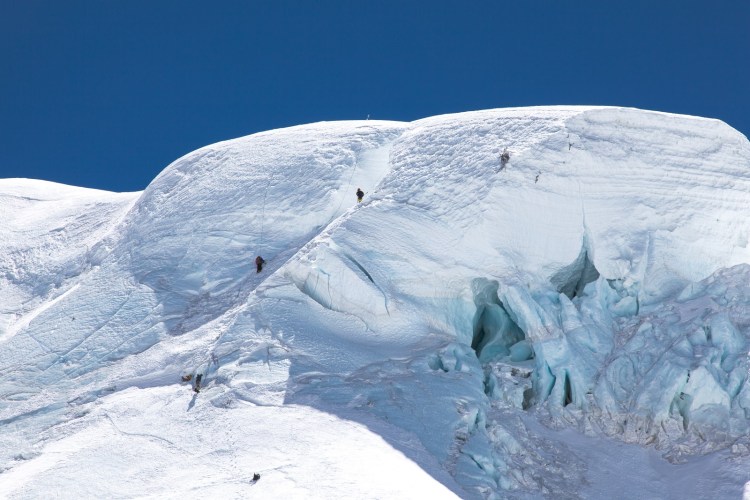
xmin=0 ymin=179 xmax=138 ymax=342
xmin=2 ymin=107 xmax=750 ymax=499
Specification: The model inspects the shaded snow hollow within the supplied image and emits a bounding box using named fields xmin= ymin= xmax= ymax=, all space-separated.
xmin=2 ymin=107 xmax=750 ymax=499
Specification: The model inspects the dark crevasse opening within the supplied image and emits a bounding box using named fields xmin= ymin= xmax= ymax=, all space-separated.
xmin=550 ymin=236 xmax=600 ymax=299
xmin=471 ymin=279 xmax=537 ymax=410
xmin=471 ymin=279 xmax=532 ymax=364
xmin=563 ymin=371 xmax=573 ymax=406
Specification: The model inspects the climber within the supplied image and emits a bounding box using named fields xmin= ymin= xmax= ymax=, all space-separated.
xmin=252 ymin=473 xmax=261 ymax=482
xmin=194 ymin=373 xmax=203 ymax=393
xmin=356 ymin=188 xmax=364 ymax=203
xmin=255 ymin=255 xmax=265 ymax=273
xmin=500 ymin=148 xmax=510 ymax=168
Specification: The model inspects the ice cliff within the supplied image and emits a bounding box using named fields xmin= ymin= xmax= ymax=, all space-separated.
xmin=2 ymin=107 xmax=750 ymax=498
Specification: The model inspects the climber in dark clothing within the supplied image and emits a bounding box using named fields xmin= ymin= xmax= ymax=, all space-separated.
xmin=194 ymin=373 xmax=203 ymax=393
xmin=356 ymin=188 xmax=364 ymax=203
xmin=255 ymin=255 xmax=265 ymax=273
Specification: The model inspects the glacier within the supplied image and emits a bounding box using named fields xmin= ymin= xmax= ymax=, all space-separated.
xmin=2 ymin=106 xmax=750 ymax=498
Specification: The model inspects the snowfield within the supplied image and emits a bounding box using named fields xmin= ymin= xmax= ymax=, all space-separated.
xmin=2 ymin=107 xmax=750 ymax=499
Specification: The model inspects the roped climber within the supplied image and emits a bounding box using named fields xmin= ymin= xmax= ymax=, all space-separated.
xmin=356 ymin=188 xmax=364 ymax=203
xmin=255 ymin=255 xmax=266 ymax=273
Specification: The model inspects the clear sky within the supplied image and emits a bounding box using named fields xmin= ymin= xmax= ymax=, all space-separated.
xmin=2 ymin=1 xmax=748 ymax=192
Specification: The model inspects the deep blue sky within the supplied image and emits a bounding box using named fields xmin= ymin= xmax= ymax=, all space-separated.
xmin=2 ymin=1 xmax=748 ymax=192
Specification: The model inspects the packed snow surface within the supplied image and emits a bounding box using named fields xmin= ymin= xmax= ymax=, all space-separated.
xmin=2 ymin=107 xmax=750 ymax=499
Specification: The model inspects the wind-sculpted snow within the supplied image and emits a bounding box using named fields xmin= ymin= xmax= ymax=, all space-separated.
xmin=2 ymin=107 xmax=750 ymax=498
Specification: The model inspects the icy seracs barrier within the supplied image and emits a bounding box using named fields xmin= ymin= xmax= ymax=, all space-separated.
xmin=491 ymin=266 xmax=750 ymax=456
xmin=443 ymin=109 xmax=750 ymax=458
xmin=2 ymin=107 xmax=750 ymax=498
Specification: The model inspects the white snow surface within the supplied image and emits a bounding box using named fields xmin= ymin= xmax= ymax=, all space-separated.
xmin=2 ymin=107 xmax=750 ymax=498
